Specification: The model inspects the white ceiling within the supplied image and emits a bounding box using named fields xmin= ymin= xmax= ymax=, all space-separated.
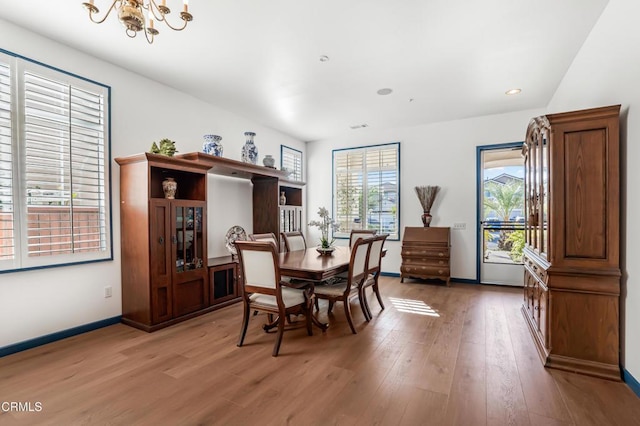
xmin=1 ymin=0 xmax=609 ymax=141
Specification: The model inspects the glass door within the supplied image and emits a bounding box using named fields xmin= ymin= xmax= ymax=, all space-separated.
xmin=478 ymin=144 xmax=525 ymax=286
xmin=174 ymin=204 xmax=205 ymax=273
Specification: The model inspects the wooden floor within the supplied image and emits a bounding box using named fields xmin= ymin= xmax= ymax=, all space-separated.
xmin=1 ymin=277 xmax=639 ymax=425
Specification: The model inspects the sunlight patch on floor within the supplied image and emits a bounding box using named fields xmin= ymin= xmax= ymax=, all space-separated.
xmin=389 ymin=297 xmax=440 ymax=317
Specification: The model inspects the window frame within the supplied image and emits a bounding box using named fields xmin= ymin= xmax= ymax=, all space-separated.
xmin=332 ymin=142 xmax=400 ymax=241
xmin=280 ymin=145 xmax=303 ymax=182
xmin=0 ymin=48 xmax=112 ymax=274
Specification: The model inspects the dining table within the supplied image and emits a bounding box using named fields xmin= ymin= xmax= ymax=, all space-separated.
xmin=279 ymin=245 xmax=352 ymax=282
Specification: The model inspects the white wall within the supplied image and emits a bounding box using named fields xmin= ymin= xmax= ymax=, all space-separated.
xmin=306 ymin=107 xmax=544 ymax=280
xmin=0 ymin=19 xmax=305 ymax=348
xmin=546 ymin=0 xmax=640 ymax=381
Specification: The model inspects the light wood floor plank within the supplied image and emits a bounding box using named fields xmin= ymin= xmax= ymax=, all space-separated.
xmin=1 ymin=277 xmax=639 ymax=425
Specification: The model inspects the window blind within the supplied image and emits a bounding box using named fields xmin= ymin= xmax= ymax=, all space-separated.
xmin=24 ymin=72 xmax=106 ymax=257
xmin=0 ymin=62 xmax=14 ymax=262
xmin=0 ymin=49 xmax=111 ymax=272
xmin=333 ymin=143 xmax=400 ymax=239
xmin=281 ymin=145 xmax=302 ymax=181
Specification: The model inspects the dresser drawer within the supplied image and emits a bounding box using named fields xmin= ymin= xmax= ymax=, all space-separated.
xmin=401 ymin=265 xmax=450 ymax=277
xmin=401 ymin=248 xmax=449 ymax=258
xmin=402 ymin=258 xmax=449 ymax=267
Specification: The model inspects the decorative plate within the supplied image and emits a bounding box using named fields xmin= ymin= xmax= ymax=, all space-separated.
xmin=225 ymin=225 xmax=247 ymax=256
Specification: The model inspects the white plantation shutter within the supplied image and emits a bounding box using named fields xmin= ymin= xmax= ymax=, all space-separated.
xmin=333 ymin=143 xmax=400 ymax=239
xmin=0 ymin=50 xmax=111 ymax=272
xmin=0 ymin=61 xmax=14 ymax=263
xmin=24 ymin=73 xmax=106 ymax=256
xmin=281 ymin=145 xmax=302 ymax=181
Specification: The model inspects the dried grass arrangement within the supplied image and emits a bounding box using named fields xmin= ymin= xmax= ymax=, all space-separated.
xmin=414 ymin=185 xmax=440 ymax=213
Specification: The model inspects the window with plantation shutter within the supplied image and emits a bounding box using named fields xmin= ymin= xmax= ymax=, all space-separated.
xmin=0 ymin=50 xmax=111 ymax=273
xmin=281 ymin=145 xmax=302 ymax=181
xmin=333 ymin=142 xmax=400 ymax=240
xmin=0 ymin=61 xmax=14 ymax=265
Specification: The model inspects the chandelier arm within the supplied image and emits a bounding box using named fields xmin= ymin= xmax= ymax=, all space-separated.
xmin=86 ymin=0 xmax=122 ymax=25
xmin=144 ymin=28 xmax=155 ymax=44
xmin=146 ymin=0 xmax=164 ymax=22
xmin=160 ymin=15 xmax=190 ymax=31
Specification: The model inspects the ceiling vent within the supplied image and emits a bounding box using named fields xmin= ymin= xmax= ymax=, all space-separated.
xmin=349 ymin=124 xmax=369 ymax=129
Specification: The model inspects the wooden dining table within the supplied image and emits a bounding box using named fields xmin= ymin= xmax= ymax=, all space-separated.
xmin=279 ymin=246 xmax=352 ymax=281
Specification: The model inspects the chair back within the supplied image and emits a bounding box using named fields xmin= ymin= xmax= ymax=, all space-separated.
xmin=235 ymin=240 xmax=281 ymax=297
xmin=249 ymin=232 xmax=279 ymax=252
xmin=366 ymin=234 xmax=388 ymax=274
xmin=348 ymin=236 xmax=373 ymax=286
xmin=349 ymin=229 xmax=377 ymax=248
xmin=281 ymin=231 xmax=307 ymax=252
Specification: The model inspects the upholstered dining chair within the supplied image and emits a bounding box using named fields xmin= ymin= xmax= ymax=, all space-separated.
xmin=360 ymin=233 xmax=388 ymax=321
xmin=281 ymin=231 xmax=307 ymax=252
xmin=349 ymin=229 xmax=377 ymax=248
xmin=313 ymin=236 xmax=373 ymax=334
xmin=249 ymin=232 xmax=279 ymax=252
xmin=235 ymin=240 xmax=313 ymax=356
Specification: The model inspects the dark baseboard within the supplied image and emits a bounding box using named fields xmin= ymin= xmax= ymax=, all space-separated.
xmin=0 ymin=316 xmax=121 ymax=358
xmin=624 ymin=368 xmax=640 ymax=398
xmin=381 ymin=272 xmax=479 ymax=285
xmin=451 ymin=277 xmax=479 ymax=285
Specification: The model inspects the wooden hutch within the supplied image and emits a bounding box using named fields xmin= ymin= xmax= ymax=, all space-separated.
xmin=116 ymin=152 xmax=304 ymax=331
xmin=521 ymin=105 xmax=621 ymax=380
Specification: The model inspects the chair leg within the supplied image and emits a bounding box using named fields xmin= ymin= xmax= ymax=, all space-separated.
xmin=373 ymin=281 xmax=385 ymax=310
xmin=272 ymin=315 xmax=286 ymax=357
xmin=314 ymin=297 xmax=320 ymax=311
xmin=343 ymin=300 xmax=357 ymax=334
xmin=361 ymin=289 xmax=373 ymax=321
xmin=358 ymin=287 xmax=371 ymax=322
xmin=328 ymin=300 xmax=335 ymax=314
xmin=237 ymin=302 xmax=251 ymax=347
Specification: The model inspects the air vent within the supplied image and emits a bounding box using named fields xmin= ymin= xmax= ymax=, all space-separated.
xmin=349 ymin=124 xmax=369 ymax=130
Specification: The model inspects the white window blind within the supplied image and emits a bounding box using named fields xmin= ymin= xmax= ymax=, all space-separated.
xmin=0 ymin=61 xmax=14 ymax=263
xmin=333 ymin=143 xmax=400 ymax=239
xmin=281 ymin=145 xmax=302 ymax=181
xmin=0 ymin=51 xmax=111 ymax=272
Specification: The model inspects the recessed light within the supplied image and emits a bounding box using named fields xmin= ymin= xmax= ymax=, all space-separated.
xmin=505 ymin=88 xmax=522 ymax=95
xmin=377 ymin=88 xmax=393 ymax=96
xmin=319 ymin=55 xmax=330 ymax=62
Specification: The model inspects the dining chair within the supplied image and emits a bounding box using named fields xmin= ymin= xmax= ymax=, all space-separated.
xmin=235 ymin=240 xmax=313 ymax=356
xmin=313 ymin=236 xmax=373 ymax=334
xmin=360 ymin=233 xmax=388 ymax=321
xmin=281 ymin=231 xmax=307 ymax=252
xmin=349 ymin=229 xmax=377 ymax=248
xmin=249 ymin=232 xmax=279 ymax=252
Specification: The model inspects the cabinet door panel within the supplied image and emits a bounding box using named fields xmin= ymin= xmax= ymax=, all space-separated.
xmin=150 ymin=199 xmax=172 ymax=323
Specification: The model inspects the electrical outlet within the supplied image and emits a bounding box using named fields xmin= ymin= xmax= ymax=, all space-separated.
xmin=453 ymin=222 xmax=466 ymax=230
xmin=104 ymin=286 xmax=112 ymax=298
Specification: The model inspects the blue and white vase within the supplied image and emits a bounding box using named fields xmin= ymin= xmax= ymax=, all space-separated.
xmin=202 ymin=134 xmax=223 ymax=156
xmin=241 ymin=132 xmax=258 ymax=164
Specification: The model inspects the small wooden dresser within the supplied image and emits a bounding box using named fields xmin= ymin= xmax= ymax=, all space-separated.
xmin=400 ymin=227 xmax=451 ymax=286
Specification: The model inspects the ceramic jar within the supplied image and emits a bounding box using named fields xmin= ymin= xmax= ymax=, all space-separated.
xmin=241 ymin=132 xmax=258 ymax=164
xmin=202 ymin=134 xmax=223 ymax=156
xmin=263 ymin=154 xmax=275 ymax=168
xmin=162 ymin=177 xmax=177 ymax=199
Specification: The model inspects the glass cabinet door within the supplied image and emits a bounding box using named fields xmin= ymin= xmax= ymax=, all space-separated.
xmin=174 ymin=204 xmax=204 ymax=273
xmin=540 ymin=129 xmax=549 ymax=258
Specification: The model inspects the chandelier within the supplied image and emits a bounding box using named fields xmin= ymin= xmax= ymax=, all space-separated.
xmin=82 ymin=0 xmax=193 ymax=44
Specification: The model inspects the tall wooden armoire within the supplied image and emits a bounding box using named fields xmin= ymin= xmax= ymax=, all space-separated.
xmin=521 ymin=105 xmax=621 ymax=380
